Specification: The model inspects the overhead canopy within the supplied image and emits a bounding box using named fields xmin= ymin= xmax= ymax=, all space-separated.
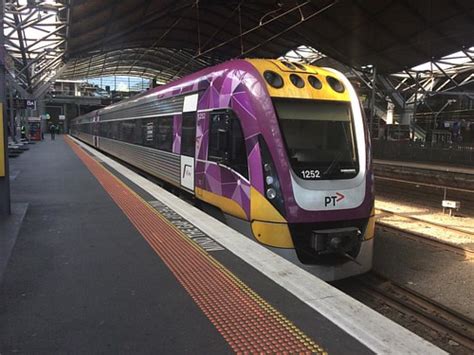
xmin=60 ymin=0 xmax=474 ymax=81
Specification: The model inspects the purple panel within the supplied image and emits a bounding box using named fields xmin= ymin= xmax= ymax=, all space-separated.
xmin=195 ymin=160 xmax=206 ymax=190
xmin=247 ymin=139 xmax=264 ymax=192
xmin=196 ymin=111 xmax=208 ymax=161
xmin=198 ymin=89 xmax=210 ymax=111
xmin=201 ymin=162 xmax=251 ymax=218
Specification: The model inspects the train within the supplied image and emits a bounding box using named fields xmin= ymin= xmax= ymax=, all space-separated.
xmin=71 ymin=59 xmax=375 ymax=281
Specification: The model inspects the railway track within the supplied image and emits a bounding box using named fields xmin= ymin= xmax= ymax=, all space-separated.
xmin=375 ymin=208 xmax=474 ymax=259
xmin=353 ymin=205 xmax=474 ymax=352
xmin=336 ymin=273 xmax=474 ymax=353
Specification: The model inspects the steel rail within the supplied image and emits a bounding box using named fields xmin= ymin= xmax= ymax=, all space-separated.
xmin=375 ymin=219 xmax=474 ymax=260
xmin=355 ymin=273 xmax=474 ymax=352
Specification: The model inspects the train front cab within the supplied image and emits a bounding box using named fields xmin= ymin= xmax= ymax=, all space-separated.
xmin=243 ymin=60 xmax=375 ymax=281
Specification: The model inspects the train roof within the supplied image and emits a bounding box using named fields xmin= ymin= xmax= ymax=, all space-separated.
xmin=73 ymin=58 xmax=351 ymax=120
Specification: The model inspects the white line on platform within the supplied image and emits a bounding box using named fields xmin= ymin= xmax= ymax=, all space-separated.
xmin=71 ymin=136 xmax=446 ymax=355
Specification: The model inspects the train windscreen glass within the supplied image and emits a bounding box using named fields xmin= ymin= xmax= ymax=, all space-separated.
xmin=274 ymin=99 xmax=359 ymax=180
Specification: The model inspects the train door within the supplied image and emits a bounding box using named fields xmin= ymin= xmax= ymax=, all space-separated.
xmin=180 ymin=94 xmax=198 ymax=193
xmin=208 ymin=110 xmax=249 ymax=179
xmin=92 ymin=114 xmax=99 ymax=148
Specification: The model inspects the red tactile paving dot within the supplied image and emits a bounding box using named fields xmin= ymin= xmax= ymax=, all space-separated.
xmin=66 ymin=137 xmax=327 ymax=354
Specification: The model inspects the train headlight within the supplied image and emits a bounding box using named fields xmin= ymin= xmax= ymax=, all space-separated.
xmin=265 ymin=176 xmax=274 ymax=185
xmin=259 ymin=136 xmax=286 ymax=216
xmin=266 ymin=188 xmax=277 ymax=200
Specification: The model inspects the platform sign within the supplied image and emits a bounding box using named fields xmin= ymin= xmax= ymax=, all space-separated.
xmin=26 ymin=100 xmax=36 ymax=110
xmin=0 ymin=103 xmax=5 ymax=177
xmin=180 ymin=155 xmax=194 ymax=192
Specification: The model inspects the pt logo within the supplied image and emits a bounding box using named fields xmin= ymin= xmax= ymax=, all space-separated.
xmin=182 ymin=164 xmax=192 ymax=178
xmin=324 ymin=192 xmax=345 ymax=207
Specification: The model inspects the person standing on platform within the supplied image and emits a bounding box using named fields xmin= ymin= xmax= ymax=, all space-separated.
xmin=50 ymin=124 xmax=56 ymax=140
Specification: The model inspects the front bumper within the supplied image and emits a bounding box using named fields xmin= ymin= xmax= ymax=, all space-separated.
xmin=265 ymin=238 xmax=374 ymax=281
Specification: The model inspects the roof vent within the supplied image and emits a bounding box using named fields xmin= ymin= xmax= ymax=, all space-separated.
xmin=289 ymin=74 xmax=305 ymax=88
xmin=281 ymin=61 xmax=296 ymax=70
xmin=293 ymin=63 xmax=306 ymax=71
xmin=264 ymin=70 xmax=284 ymax=88
xmin=308 ymin=75 xmax=322 ymax=90
xmin=326 ymin=76 xmax=345 ymax=93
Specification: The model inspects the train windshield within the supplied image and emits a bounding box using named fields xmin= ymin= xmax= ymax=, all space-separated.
xmin=274 ymin=99 xmax=359 ymax=180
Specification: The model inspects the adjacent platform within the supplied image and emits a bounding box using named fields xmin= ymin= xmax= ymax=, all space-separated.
xmin=0 ymin=137 xmax=443 ymax=354
xmin=374 ymin=159 xmax=474 ymax=175
xmin=374 ymin=159 xmax=474 ymax=193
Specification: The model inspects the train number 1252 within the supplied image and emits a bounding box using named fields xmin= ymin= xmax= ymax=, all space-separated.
xmin=301 ymin=169 xmax=321 ymax=179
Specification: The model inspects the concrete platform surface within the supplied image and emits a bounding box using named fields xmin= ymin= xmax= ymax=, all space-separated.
xmin=0 ymin=203 xmax=28 ymax=284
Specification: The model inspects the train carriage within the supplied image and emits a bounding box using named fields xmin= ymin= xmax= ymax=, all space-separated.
xmin=71 ymin=59 xmax=375 ymax=281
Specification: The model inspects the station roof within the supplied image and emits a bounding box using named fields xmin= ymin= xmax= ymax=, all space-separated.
xmin=42 ymin=0 xmax=474 ymax=81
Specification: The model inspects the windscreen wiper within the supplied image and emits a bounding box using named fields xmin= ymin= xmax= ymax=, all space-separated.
xmin=322 ymin=152 xmax=342 ymax=177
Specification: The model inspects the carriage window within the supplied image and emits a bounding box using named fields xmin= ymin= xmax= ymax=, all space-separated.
xmin=99 ymin=122 xmax=108 ymax=138
xmin=106 ymin=122 xmax=113 ymax=139
xmin=181 ymin=113 xmax=196 ymax=156
xmin=111 ymin=121 xmax=120 ymax=140
xmin=133 ymin=119 xmax=142 ymax=144
xmin=121 ymin=121 xmax=135 ymax=143
xmin=209 ymin=111 xmax=248 ymax=179
xmin=142 ymin=119 xmax=155 ymax=147
xmin=157 ymin=116 xmax=173 ymax=151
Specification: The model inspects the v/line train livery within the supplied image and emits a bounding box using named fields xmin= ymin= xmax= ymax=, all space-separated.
xmin=71 ymin=59 xmax=375 ymax=281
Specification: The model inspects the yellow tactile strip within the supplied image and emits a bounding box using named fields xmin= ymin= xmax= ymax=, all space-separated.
xmin=66 ymin=136 xmax=326 ymax=354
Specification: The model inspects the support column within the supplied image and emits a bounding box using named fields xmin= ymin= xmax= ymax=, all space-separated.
xmin=37 ymin=96 xmax=47 ymax=137
xmin=412 ymin=72 xmax=419 ymax=126
xmin=63 ymin=103 xmax=68 ymax=132
xmin=9 ymin=84 xmax=16 ymax=142
xmin=369 ymin=66 xmax=377 ymax=137
xmin=0 ymin=0 xmax=12 ymax=215
xmin=400 ymin=106 xmax=414 ymax=125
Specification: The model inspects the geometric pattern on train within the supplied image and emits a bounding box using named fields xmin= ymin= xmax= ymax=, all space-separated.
xmin=193 ymin=68 xmax=266 ymax=219
xmin=200 ymin=162 xmax=251 ymax=217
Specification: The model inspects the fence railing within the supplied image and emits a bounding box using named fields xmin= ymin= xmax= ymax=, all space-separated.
xmin=372 ymin=140 xmax=474 ymax=166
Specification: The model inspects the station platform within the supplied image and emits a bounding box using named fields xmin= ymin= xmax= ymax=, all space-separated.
xmin=0 ymin=136 xmax=443 ymax=354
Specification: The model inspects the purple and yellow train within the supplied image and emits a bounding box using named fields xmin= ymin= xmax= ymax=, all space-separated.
xmin=71 ymin=59 xmax=375 ymax=281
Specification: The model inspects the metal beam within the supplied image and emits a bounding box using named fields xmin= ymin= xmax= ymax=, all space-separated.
xmin=171 ymin=1 xmax=338 ymax=80
xmin=13 ymin=12 xmax=32 ymax=90
xmin=4 ymin=1 xmax=68 ymax=93
xmin=33 ymin=64 xmax=66 ymax=100
xmin=6 ymin=73 xmax=31 ymax=99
